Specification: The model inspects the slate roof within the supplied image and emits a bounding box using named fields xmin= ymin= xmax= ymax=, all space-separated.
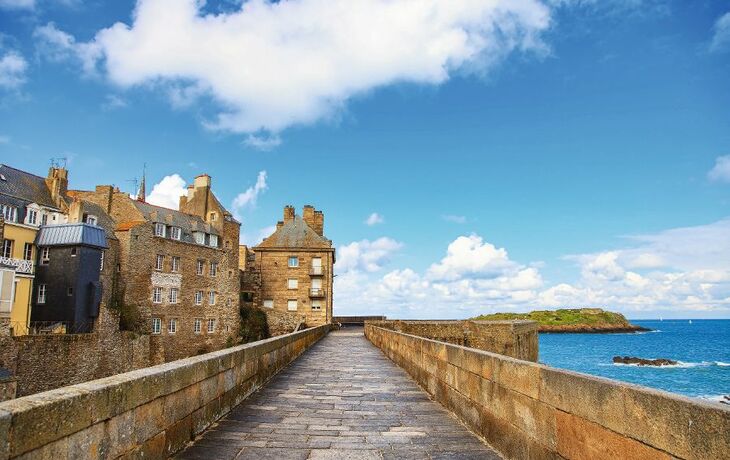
xmin=35 ymin=223 xmax=108 ymax=249
xmin=0 ymin=164 xmax=58 ymax=209
xmin=256 ymin=216 xmax=332 ymax=249
xmin=77 ymin=200 xmax=117 ymax=240
xmin=132 ymin=201 xmax=219 ymax=244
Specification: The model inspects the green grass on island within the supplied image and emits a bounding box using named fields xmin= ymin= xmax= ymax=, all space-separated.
xmin=471 ymin=308 xmax=648 ymax=333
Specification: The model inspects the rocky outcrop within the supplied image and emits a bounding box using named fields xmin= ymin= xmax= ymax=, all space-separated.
xmin=542 ymin=323 xmax=650 ymax=333
xmin=613 ymin=356 xmax=678 ymax=366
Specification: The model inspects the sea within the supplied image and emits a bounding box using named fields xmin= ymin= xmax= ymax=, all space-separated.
xmin=538 ymin=319 xmax=730 ymax=402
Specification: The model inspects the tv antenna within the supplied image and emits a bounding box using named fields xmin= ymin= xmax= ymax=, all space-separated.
xmin=50 ymin=157 xmax=68 ymax=169
xmin=126 ymin=177 xmax=139 ymax=196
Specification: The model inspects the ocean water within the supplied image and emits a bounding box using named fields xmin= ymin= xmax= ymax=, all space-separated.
xmin=538 ymin=319 xmax=730 ymax=401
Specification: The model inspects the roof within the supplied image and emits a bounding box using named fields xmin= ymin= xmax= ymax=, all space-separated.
xmin=77 ymin=200 xmax=118 ymax=239
xmin=132 ymin=201 xmax=219 ymax=243
xmin=256 ymin=216 xmax=332 ymax=249
xmin=35 ymin=223 xmax=108 ymax=249
xmin=0 ymin=164 xmax=58 ymax=209
xmin=116 ymin=220 xmax=146 ymax=231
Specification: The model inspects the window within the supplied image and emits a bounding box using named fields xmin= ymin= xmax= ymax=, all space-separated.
xmin=168 ymin=319 xmax=177 ymax=334
xmin=288 ymin=256 xmax=299 ymax=268
xmin=209 ymin=262 xmax=218 ymax=277
xmin=311 ymin=257 xmax=322 ymax=275
xmin=152 ymin=318 xmax=161 ymax=334
xmin=169 ymin=226 xmax=181 ymax=240
xmin=27 ymin=209 xmax=37 ymax=225
xmin=1 ymin=204 xmax=17 ymax=222
xmin=169 ymin=288 xmax=179 ymax=304
xmin=207 ymin=318 xmax=216 ymax=333
xmin=67 ymin=287 xmax=73 ymax=296
xmin=84 ymin=214 xmax=97 ymax=226
xmin=312 ymin=300 xmax=322 ymax=311
xmin=70 ymin=248 xmax=77 ymax=257
xmin=171 ymin=256 xmax=180 ymax=272
xmin=100 ymin=251 xmax=104 ymax=270
xmin=155 ymin=254 xmax=164 ymax=271
xmin=196 ymin=259 xmax=204 ymax=275
xmin=1 ymin=240 xmax=12 ymax=258
xmin=209 ymin=291 xmax=216 ymax=305
xmin=23 ymin=243 xmax=32 ymax=261
xmin=263 ymin=299 xmax=273 ymax=309
xmin=241 ymin=292 xmax=254 ymax=302
xmin=152 ymin=287 xmax=163 ymax=304
xmin=41 ymin=213 xmax=48 ymax=226
xmin=41 ymin=247 xmax=50 ymax=264
xmin=209 ymin=212 xmax=217 ymax=221
xmin=209 ymin=234 xmax=218 ymax=247
xmin=195 ymin=291 xmax=203 ymax=305
xmin=287 ymin=299 xmax=297 ymax=311
xmin=194 ymin=319 xmax=202 ymax=334
xmin=154 ymin=223 xmax=166 ymax=237
xmin=194 ymin=232 xmax=205 ymax=245
xmin=287 ymin=278 xmax=298 ymax=289
xmin=37 ymin=284 xmax=47 ymax=304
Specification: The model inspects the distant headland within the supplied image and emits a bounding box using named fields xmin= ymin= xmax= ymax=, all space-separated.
xmin=472 ymin=308 xmax=650 ymax=333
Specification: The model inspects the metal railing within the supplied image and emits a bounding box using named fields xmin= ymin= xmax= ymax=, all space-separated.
xmin=309 ymin=266 xmax=323 ymax=275
xmin=309 ymin=288 xmax=325 ymax=298
xmin=0 ymin=257 xmax=34 ymax=275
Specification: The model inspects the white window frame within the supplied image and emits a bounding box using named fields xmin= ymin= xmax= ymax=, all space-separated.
xmin=169 ymin=226 xmax=181 ymax=240
xmin=27 ymin=209 xmax=37 ymax=225
xmin=100 ymin=251 xmax=104 ymax=270
xmin=312 ymin=300 xmax=322 ymax=311
xmin=154 ymin=223 xmax=166 ymax=237
xmin=288 ymin=256 xmax=299 ymax=268
xmin=23 ymin=243 xmax=32 ymax=261
xmin=209 ymin=291 xmax=216 ymax=305
xmin=0 ymin=269 xmax=16 ymax=314
xmin=195 ymin=290 xmax=203 ymax=305
xmin=196 ymin=259 xmax=204 ymax=275
xmin=207 ymin=318 xmax=216 ymax=333
xmin=194 ymin=232 xmax=205 ymax=245
xmin=41 ymin=247 xmax=50 ymax=264
xmin=209 ymin=234 xmax=218 ymax=247
xmin=169 ymin=288 xmax=179 ymax=304
xmin=152 ymin=287 xmax=163 ymax=304
xmin=263 ymin=299 xmax=274 ymax=309
xmin=171 ymin=256 xmax=180 ymax=272
xmin=209 ymin=262 xmax=218 ymax=277
xmin=287 ymin=278 xmax=298 ymax=289
xmin=155 ymin=254 xmax=164 ymax=271
xmin=1 ymin=240 xmax=12 ymax=259
xmin=152 ymin=318 xmax=161 ymax=334
xmin=194 ymin=319 xmax=202 ymax=334
xmin=287 ymin=299 xmax=297 ymax=311
xmin=86 ymin=215 xmax=97 ymax=226
xmin=37 ymin=284 xmax=47 ymax=304
xmin=1 ymin=205 xmax=17 ymax=223
xmin=168 ymin=318 xmax=177 ymax=334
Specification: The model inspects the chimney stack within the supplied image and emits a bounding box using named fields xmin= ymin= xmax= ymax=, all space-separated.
xmin=313 ymin=210 xmax=324 ymax=236
xmin=276 ymin=220 xmax=284 ymax=230
xmin=303 ymin=205 xmax=315 ymax=229
xmin=283 ymin=205 xmax=295 ymax=223
xmin=46 ymin=167 xmax=68 ymax=208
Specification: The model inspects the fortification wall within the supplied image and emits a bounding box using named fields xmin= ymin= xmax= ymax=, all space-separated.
xmin=0 ymin=324 xmax=330 ymax=459
xmin=262 ymin=308 xmax=306 ymax=336
xmin=369 ymin=319 xmax=538 ymax=362
xmin=365 ymin=324 xmax=729 ymax=460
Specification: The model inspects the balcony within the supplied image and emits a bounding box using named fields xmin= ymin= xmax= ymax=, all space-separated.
xmin=0 ymin=257 xmax=34 ymax=275
xmin=309 ymin=288 xmax=326 ymax=298
xmin=309 ymin=266 xmax=324 ymax=276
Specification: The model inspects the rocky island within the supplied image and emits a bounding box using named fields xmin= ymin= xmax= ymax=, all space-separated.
xmin=472 ymin=308 xmax=651 ymax=333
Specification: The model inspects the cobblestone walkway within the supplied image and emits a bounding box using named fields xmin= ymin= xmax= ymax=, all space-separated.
xmin=176 ymin=328 xmax=501 ymax=459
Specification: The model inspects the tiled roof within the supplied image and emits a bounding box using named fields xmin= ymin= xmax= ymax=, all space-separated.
xmin=116 ymin=220 xmax=146 ymax=231
xmin=0 ymin=164 xmax=58 ymax=209
xmin=132 ymin=201 xmax=219 ymax=244
xmin=256 ymin=216 xmax=332 ymax=249
xmin=35 ymin=223 xmax=108 ymax=249
xmin=77 ymin=200 xmax=117 ymax=239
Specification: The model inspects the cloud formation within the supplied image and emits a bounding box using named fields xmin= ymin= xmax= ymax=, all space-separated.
xmin=243 ymin=134 xmax=282 ymax=151
xmin=0 ymin=51 xmax=27 ymax=89
xmin=42 ymin=0 xmax=551 ymax=135
xmin=710 ymin=12 xmax=730 ymax=53
xmin=364 ymin=213 xmax=384 ymax=226
xmin=146 ymin=174 xmax=187 ymax=209
xmin=0 ymin=0 xmax=34 ymax=9
xmin=231 ymin=170 xmax=268 ymax=219
xmin=336 ymin=237 xmax=403 ymax=274
xmin=708 ymin=155 xmax=730 ymax=183
xmin=442 ymin=214 xmax=467 ymax=224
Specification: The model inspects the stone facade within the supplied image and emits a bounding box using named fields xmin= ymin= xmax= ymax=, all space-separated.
xmin=369 ymin=319 xmax=538 ymax=362
xmin=366 ymin=324 xmax=730 ymax=460
xmin=252 ymin=206 xmax=335 ymax=327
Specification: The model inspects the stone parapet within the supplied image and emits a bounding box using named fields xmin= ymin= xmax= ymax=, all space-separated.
xmin=365 ymin=324 xmax=730 ymax=460
xmin=0 ymin=324 xmax=330 ymax=459
xmin=368 ymin=319 xmax=538 ymax=362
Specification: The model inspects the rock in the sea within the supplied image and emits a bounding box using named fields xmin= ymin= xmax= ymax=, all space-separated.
xmin=612 ymin=356 xmax=678 ymax=366
xmin=721 ymin=396 xmax=730 ymax=405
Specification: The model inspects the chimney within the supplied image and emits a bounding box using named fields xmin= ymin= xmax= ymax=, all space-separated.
xmin=95 ymin=185 xmax=114 ymax=213
xmin=46 ymin=167 xmax=68 ymax=208
xmin=303 ymin=205 xmax=315 ymax=229
xmin=313 ymin=210 xmax=324 ymax=236
xmin=283 ymin=205 xmax=295 ymax=223
xmin=194 ymin=174 xmax=211 ymax=190
xmin=276 ymin=220 xmax=284 ymax=230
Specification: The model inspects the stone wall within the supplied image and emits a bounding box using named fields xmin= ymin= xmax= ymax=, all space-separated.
xmin=0 ymin=324 xmax=330 ymax=459
xmin=369 ymin=320 xmax=538 ymax=362
xmin=262 ymin=307 xmax=306 ymax=336
xmin=365 ymin=325 xmax=730 ymax=460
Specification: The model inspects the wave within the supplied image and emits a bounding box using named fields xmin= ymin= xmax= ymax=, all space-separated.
xmin=609 ymin=360 xmax=730 ymax=369
xmin=697 ymin=394 xmax=729 ymax=404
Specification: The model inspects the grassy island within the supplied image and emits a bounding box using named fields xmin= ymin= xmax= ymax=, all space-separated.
xmin=471 ymin=308 xmax=650 ymax=333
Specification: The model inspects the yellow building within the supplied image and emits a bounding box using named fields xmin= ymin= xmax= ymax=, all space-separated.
xmin=0 ymin=165 xmax=69 ymax=336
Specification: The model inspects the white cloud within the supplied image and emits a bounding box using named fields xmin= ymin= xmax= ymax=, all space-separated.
xmin=364 ymin=212 xmax=384 ymax=226
xmin=49 ymin=0 xmax=551 ymax=135
xmin=33 ymin=23 xmax=101 ymax=75
xmin=710 ymin=12 xmax=730 ymax=53
xmin=231 ymin=170 xmax=268 ymax=219
xmin=336 ymin=237 xmax=403 ymax=274
xmin=427 ymin=235 xmax=516 ymax=281
xmin=0 ymin=0 xmax=34 ymax=9
xmin=0 ymin=51 xmax=27 ymax=89
xmin=708 ymin=155 xmax=730 ymax=183
xmin=243 ymin=134 xmax=282 ymax=151
xmin=146 ymin=174 xmax=187 ymax=209
xmin=102 ymin=94 xmax=128 ymax=110
xmin=241 ymin=224 xmax=276 ymax=247
xmin=442 ymin=214 xmax=467 ymax=224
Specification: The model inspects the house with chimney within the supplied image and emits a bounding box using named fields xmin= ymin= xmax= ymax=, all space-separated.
xmin=250 ymin=205 xmax=335 ymax=326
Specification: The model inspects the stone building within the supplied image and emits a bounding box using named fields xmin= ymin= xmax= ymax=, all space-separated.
xmin=252 ymin=205 xmax=335 ymax=326
xmin=71 ymin=174 xmax=241 ymax=362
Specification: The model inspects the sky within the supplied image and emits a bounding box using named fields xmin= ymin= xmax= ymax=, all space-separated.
xmin=1 ymin=0 xmax=729 ymax=319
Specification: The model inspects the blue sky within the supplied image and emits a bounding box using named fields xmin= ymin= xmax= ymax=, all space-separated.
xmin=1 ymin=0 xmax=729 ymax=318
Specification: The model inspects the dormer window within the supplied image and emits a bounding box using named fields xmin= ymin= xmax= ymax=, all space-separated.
xmin=83 ymin=213 xmax=97 ymax=226
xmin=209 ymin=234 xmax=218 ymax=247
xmin=209 ymin=212 xmax=217 ymax=221
xmin=27 ymin=209 xmax=38 ymax=225
xmin=1 ymin=204 xmax=17 ymax=223
xmin=169 ymin=226 xmax=181 ymax=240
xmin=193 ymin=232 xmax=205 ymax=245
xmin=154 ymin=223 xmax=166 ymax=237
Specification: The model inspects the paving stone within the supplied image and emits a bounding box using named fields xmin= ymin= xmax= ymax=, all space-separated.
xmin=175 ymin=328 xmax=499 ymax=459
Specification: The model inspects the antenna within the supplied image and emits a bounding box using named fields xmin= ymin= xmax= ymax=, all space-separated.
xmin=49 ymin=157 xmax=68 ymax=169
xmin=126 ymin=177 xmax=139 ymax=197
